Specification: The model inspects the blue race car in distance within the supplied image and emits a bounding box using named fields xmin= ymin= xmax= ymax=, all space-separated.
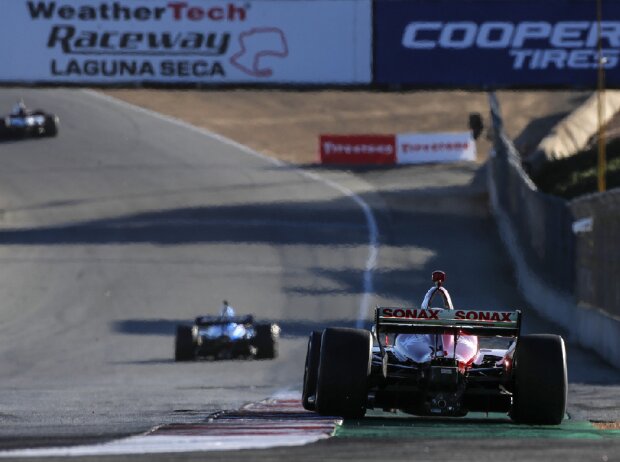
xmin=175 ymin=313 xmax=279 ymax=361
xmin=0 ymin=101 xmax=59 ymax=139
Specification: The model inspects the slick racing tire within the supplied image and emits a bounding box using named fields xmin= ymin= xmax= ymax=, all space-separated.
xmin=315 ymin=327 xmax=372 ymax=419
xmin=302 ymin=330 xmax=322 ymax=411
xmin=511 ymin=334 xmax=567 ymax=425
xmin=253 ymin=323 xmax=279 ymax=359
xmin=174 ymin=325 xmax=194 ymax=361
xmin=0 ymin=119 xmax=7 ymax=139
xmin=43 ymin=114 xmax=59 ymax=137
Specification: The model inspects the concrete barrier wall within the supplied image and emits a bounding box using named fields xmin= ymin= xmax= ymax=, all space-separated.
xmin=488 ymin=113 xmax=575 ymax=295
xmin=571 ymin=189 xmax=620 ymax=318
xmin=487 ymin=92 xmax=620 ymax=369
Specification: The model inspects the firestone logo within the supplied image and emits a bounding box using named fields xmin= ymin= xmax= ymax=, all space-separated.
xmin=323 ymin=142 xmax=394 ymax=155
xmin=400 ymin=141 xmax=469 ymax=154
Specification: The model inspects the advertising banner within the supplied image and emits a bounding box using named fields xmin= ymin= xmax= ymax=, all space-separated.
xmin=0 ymin=0 xmax=371 ymax=84
xmin=319 ymin=132 xmax=475 ymax=164
xmin=396 ymin=131 xmax=476 ymax=164
xmin=375 ymin=0 xmax=620 ymax=88
xmin=319 ymin=134 xmax=397 ymax=164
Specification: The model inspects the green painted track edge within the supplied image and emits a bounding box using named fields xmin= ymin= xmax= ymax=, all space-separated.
xmin=333 ymin=412 xmax=620 ymax=440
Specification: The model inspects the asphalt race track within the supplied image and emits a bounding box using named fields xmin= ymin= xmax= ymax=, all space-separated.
xmin=0 ymin=88 xmax=618 ymax=461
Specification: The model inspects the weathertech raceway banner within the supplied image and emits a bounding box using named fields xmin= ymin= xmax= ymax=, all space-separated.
xmin=375 ymin=0 xmax=620 ymax=88
xmin=0 ymin=0 xmax=371 ymax=84
xmin=319 ymin=132 xmax=476 ymax=165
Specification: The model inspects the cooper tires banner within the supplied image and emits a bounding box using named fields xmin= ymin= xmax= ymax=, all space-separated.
xmin=375 ymin=0 xmax=620 ymax=88
xmin=0 ymin=0 xmax=371 ymax=84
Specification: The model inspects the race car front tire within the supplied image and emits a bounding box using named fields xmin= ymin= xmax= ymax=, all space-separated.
xmin=0 ymin=119 xmax=7 ymax=139
xmin=315 ymin=327 xmax=372 ymax=418
xmin=511 ymin=334 xmax=567 ymax=424
xmin=253 ymin=323 xmax=278 ymax=359
xmin=43 ymin=115 xmax=59 ymax=137
xmin=302 ymin=330 xmax=322 ymax=411
xmin=174 ymin=325 xmax=194 ymax=361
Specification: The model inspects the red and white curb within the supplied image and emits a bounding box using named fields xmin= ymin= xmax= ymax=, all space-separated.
xmin=0 ymin=393 xmax=341 ymax=457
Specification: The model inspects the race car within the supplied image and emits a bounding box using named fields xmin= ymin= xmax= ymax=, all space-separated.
xmin=0 ymin=101 xmax=59 ymax=139
xmin=302 ymin=271 xmax=567 ymax=424
xmin=175 ymin=303 xmax=279 ymax=361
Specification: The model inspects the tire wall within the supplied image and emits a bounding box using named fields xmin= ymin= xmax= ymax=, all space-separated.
xmin=487 ymin=92 xmax=620 ymax=369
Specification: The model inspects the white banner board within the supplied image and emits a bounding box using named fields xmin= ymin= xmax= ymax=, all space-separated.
xmin=396 ymin=132 xmax=476 ymax=164
xmin=0 ymin=0 xmax=371 ymax=84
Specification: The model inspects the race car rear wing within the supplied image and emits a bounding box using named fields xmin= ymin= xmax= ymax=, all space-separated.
xmin=374 ymin=307 xmax=521 ymax=337
xmin=195 ymin=315 xmax=254 ymax=326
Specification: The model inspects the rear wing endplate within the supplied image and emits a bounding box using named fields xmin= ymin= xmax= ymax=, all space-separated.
xmin=375 ymin=307 xmax=521 ymax=337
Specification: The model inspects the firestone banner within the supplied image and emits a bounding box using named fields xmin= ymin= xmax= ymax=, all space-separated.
xmin=0 ymin=0 xmax=371 ymax=84
xmin=375 ymin=0 xmax=620 ymax=88
xmin=319 ymin=132 xmax=475 ymax=164
xmin=396 ymin=132 xmax=475 ymax=164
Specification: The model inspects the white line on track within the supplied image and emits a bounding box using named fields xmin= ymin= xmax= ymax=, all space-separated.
xmin=83 ymin=90 xmax=380 ymax=328
xmin=0 ymin=392 xmax=339 ymax=458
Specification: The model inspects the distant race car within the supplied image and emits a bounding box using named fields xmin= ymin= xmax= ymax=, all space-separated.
xmin=302 ymin=271 xmax=567 ymax=425
xmin=175 ymin=310 xmax=280 ymax=361
xmin=0 ymin=101 xmax=59 ymax=139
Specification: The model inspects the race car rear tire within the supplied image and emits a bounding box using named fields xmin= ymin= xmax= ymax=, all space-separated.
xmin=174 ymin=325 xmax=194 ymax=361
xmin=0 ymin=119 xmax=7 ymax=139
xmin=302 ymin=330 xmax=322 ymax=411
xmin=511 ymin=334 xmax=567 ymax=425
xmin=315 ymin=327 xmax=372 ymax=418
xmin=43 ymin=115 xmax=59 ymax=137
xmin=253 ymin=323 xmax=278 ymax=359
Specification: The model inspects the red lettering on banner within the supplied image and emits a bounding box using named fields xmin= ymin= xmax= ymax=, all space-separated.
xmin=478 ymin=311 xmax=490 ymax=321
xmin=401 ymin=142 xmax=470 ymax=154
xmin=453 ymin=310 xmax=514 ymax=321
xmin=167 ymin=2 xmax=246 ymax=21
xmin=187 ymin=7 xmax=204 ymax=20
xmin=382 ymin=308 xmax=513 ymax=322
xmin=319 ymin=135 xmax=397 ymax=165
xmin=382 ymin=308 xmax=442 ymax=320
xmin=208 ymin=7 xmax=224 ymax=20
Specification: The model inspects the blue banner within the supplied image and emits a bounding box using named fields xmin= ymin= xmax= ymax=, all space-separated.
xmin=374 ymin=0 xmax=620 ymax=88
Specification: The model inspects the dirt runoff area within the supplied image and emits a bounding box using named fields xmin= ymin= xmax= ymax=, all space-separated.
xmin=102 ymin=89 xmax=590 ymax=164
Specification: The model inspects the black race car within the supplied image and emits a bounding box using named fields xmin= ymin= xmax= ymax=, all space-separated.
xmin=0 ymin=103 xmax=59 ymax=139
xmin=175 ymin=314 xmax=280 ymax=361
xmin=302 ymin=271 xmax=567 ymax=424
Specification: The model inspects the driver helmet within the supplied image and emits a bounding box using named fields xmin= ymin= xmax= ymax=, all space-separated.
xmin=220 ymin=300 xmax=235 ymax=319
xmin=11 ymin=100 xmax=26 ymax=116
